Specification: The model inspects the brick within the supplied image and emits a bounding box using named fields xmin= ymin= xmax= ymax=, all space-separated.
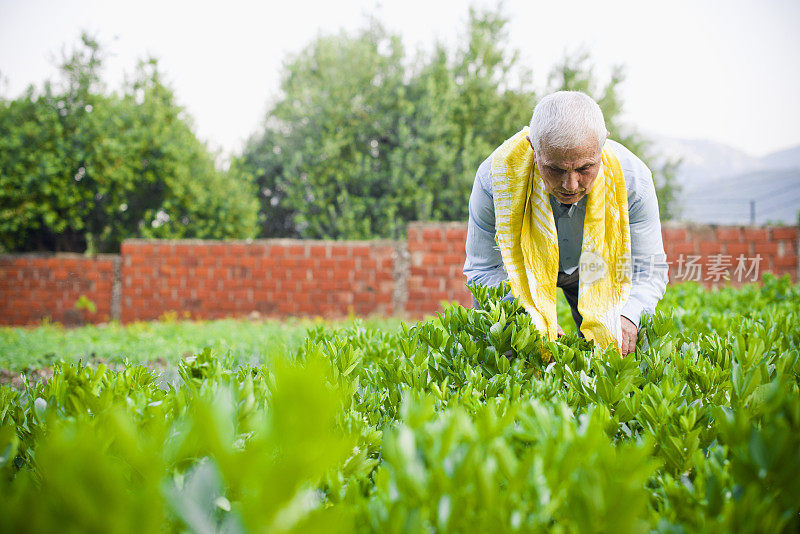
xmin=422 ymin=278 xmax=442 ymax=289
xmin=754 ymin=242 xmax=779 ymax=256
xmin=337 ymin=259 xmax=356 ymax=270
xmin=716 ymin=227 xmax=742 ymax=242
xmin=359 ymin=258 xmax=377 ymax=270
xmin=228 ymin=243 xmax=247 ymax=256
xmin=448 ymin=240 xmax=467 ymax=253
xmin=334 ymin=293 xmax=354 ymax=305
xmin=375 ymin=293 xmax=392 ymax=304
xmin=318 ymin=280 xmax=337 ymax=291
xmin=269 ymin=245 xmax=288 ymax=257
xmin=317 ymin=258 xmax=338 ymax=269
xmin=443 ymin=253 xmax=465 ymax=265
xmin=408 ymin=240 xmax=428 ymax=252
xmin=308 ymin=245 xmax=328 ymax=257
xmin=771 ymin=227 xmax=798 ymax=240
xmin=351 ymin=246 xmax=370 ymax=257
xmin=247 ymin=244 xmax=268 ymax=257
xmin=743 ymin=228 xmax=768 ymax=241
xmin=260 ymin=279 xmax=278 ymax=291
xmin=671 ymin=242 xmax=697 ymax=256
xmin=173 ymin=244 xmax=190 ymax=256
xmin=331 ymin=247 xmax=350 ymax=257
xmin=333 ymin=270 xmax=352 ymax=281
xmin=422 ymin=227 xmax=444 ymax=240
xmin=287 ymin=245 xmax=305 ymax=257
xmin=257 ymin=257 xmax=276 ymax=269
xmin=445 ymin=227 xmax=467 ymax=240
xmin=221 ymin=256 xmax=240 ymax=267
xmin=136 ymin=243 xmax=156 ymax=256
xmin=662 ymin=228 xmax=688 ymax=242
xmin=407 ymin=290 xmax=427 ymax=301
xmin=239 ymin=256 xmax=256 ymax=268
xmin=725 ymin=242 xmax=751 ymax=256
xmin=313 ymin=269 xmax=333 ymax=281
xmin=774 ymin=255 xmax=797 ymax=269
xmin=354 ymin=293 xmax=373 ymax=304
xmin=428 ymin=242 xmax=448 ymax=253
xmin=190 ymin=244 xmax=210 ymax=257
xmin=698 ymin=242 xmax=722 ymax=255
xmin=299 ymin=280 xmax=317 ymax=291
xmin=430 ymin=265 xmax=450 ymax=277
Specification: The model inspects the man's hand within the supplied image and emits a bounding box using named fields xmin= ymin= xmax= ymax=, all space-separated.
xmin=620 ymin=316 xmax=637 ymax=357
xmin=556 ymin=324 xmax=565 ymax=338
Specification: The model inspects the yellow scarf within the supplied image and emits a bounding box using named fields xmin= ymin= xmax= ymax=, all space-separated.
xmin=491 ymin=128 xmax=631 ymax=351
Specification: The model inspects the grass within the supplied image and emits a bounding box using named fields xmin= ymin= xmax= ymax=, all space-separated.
xmin=0 ymin=289 xmax=602 ymax=371
xmin=0 ymin=316 xmax=404 ymax=371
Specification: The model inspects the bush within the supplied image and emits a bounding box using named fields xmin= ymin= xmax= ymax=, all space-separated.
xmin=0 ymin=34 xmax=259 ymax=253
xmin=2 ymin=278 xmax=799 ymax=531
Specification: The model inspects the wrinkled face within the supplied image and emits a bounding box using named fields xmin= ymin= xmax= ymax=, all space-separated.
xmin=528 ymin=136 xmax=603 ymax=205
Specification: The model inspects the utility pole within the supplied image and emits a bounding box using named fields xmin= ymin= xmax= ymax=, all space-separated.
xmin=750 ymin=200 xmax=755 ymax=225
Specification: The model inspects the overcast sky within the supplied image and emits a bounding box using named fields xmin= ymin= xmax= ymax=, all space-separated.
xmin=1 ymin=0 xmax=798 ymax=158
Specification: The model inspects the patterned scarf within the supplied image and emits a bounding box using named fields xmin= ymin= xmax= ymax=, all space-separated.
xmin=491 ymin=128 xmax=631 ymax=351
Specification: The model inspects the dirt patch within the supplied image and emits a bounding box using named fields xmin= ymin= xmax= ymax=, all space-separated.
xmin=0 ymin=367 xmax=54 ymax=390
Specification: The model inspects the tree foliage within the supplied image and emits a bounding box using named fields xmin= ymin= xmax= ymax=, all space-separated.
xmin=239 ymin=7 xmax=679 ymax=240
xmin=239 ymin=9 xmax=535 ymax=239
xmin=0 ymin=34 xmax=259 ymax=253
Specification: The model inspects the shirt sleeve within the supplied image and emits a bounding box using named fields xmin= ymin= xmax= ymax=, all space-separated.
xmin=618 ymin=147 xmax=669 ymax=329
xmin=463 ymin=156 xmax=510 ymax=288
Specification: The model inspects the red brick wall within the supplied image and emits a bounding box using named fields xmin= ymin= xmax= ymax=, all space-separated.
xmin=662 ymin=224 xmax=798 ymax=286
xmin=1 ymin=224 xmax=797 ymax=325
xmin=406 ymin=222 xmax=472 ymax=315
xmin=405 ymin=222 xmax=800 ymax=316
xmin=0 ymin=254 xmax=116 ymax=325
xmin=120 ymin=240 xmax=397 ymax=322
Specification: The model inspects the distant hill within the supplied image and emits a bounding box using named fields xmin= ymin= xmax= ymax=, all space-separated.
xmin=679 ymin=168 xmax=800 ymax=225
xmin=648 ymin=137 xmax=800 ymax=225
xmin=759 ymin=145 xmax=800 ymax=170
xmin=651 ymin=137 xmax=764 ymax=186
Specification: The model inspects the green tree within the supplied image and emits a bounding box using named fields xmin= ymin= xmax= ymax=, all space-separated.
xmin=0 ymin=34 xmax=259 ymax=253
xmin=239 ymin=6 xmax=679 ymax=239
xmin=239 ymin=20 xmax=411 ymax=239
xmin=398 ymin=7 xmax=535 ymax=224
xmin=238 ymin=8 xmax=535 ymax=239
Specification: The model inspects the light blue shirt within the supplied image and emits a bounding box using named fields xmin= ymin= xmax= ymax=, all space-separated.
xmin=463 ymin=139 xmax=668 ymax=328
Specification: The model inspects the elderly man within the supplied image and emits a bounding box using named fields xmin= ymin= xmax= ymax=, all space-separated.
xmin=464 ymin=91 xmax=667 ymax=356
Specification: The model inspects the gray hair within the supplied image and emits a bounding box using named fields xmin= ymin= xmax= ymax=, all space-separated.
xmin=528 ymin=91 xmax=608 ymax=153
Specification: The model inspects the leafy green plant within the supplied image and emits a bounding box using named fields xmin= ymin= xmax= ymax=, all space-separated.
xmin=0 ymin=33 xmax=259 ymax=253
xmin=1 ymin=276 xmax=799 ymax=531
xmin=73 ymin=295 xmax=96 ymax=314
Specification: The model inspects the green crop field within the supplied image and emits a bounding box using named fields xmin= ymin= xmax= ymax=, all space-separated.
xmin=1 ymin=275 xmax=799 ymax=532
xmin=0 ymin=315 xmax=405 ymax=372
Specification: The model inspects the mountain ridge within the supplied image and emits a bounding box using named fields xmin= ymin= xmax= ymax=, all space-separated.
xmin=646 ymin=136 xmax=800 ymax=224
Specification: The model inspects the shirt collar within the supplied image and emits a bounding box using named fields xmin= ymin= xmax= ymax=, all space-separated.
xmin=549 ymin=194 xmax=587 ymax=217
